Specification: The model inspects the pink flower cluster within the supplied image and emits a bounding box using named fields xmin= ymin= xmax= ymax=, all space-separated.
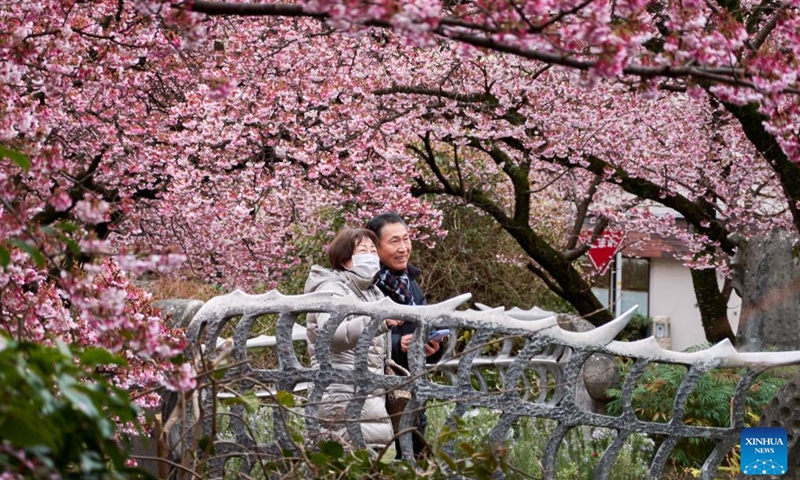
xmin=116 ymin=252 xmax=188 ymax=275
xmin=74 ymin=195 xmax=111 ymax=225
xmin=0 ymin=442 xmax=43 ymax=480
xmin=68 ymin=259 xmax=192 ymax=374
xmin=0 ymin=253 xmax=196 ymax=404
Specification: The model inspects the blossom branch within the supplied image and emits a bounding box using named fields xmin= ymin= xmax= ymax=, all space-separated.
xmin=749 ymin=5 xmax=786 ymax=53
xmin=373 ymin=85 xmax=492 ymax=103
xmin=185 ymin=0 xmax=800 ymax=95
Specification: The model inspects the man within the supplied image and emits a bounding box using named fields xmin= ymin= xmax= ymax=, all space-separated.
xmin=366 ymin=212 xmax=443 ymax=459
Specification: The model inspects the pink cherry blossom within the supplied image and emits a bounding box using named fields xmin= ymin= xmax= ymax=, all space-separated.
xmin=74 ymin=196 xmax=110 ymax=225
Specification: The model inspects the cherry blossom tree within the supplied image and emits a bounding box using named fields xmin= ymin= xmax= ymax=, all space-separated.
xmin=3 ymin=0 xmax=799 ymax=350
xmin=5 ymin=22 xmax=800 ymax=480
xmin=183 ymin=0 xmax=800 ymax=166
xmin=171 ymin=0 xmax=799 ymax=339
xmin=339 ymin=42 xmax=782 ymax=336
xmin=2 ymin=4 xmax=198 ymax=468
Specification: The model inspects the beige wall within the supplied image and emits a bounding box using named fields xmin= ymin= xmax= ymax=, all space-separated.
xmin=649 ymin=257 xmax=740 ymax=351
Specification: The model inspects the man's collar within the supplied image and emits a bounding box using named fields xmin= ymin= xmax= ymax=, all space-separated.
xmin=406 ymin=263 xmax=421 ymax=281
xmin=381 ymin=262 xmax=421 ymax=281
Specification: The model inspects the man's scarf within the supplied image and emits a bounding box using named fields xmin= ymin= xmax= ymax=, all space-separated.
xmin=376 ymin=266 xmax=415 ymax=305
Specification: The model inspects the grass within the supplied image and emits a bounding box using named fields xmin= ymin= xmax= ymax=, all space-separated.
xmin=141 ymin=275 xmax=223 ymax=301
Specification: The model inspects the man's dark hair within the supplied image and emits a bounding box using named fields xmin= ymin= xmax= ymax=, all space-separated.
xmin=366 ymin=212 xmax=408 ymax=239
xmin=327 ymin=228 xmax=379 ymax=270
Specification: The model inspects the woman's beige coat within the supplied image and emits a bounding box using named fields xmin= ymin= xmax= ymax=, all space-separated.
xmin=304 ymin=265 xmax=393 ymax=448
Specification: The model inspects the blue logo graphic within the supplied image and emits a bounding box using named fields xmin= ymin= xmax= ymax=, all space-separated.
xmin=740 ymin=427 xmax=787 ymax=476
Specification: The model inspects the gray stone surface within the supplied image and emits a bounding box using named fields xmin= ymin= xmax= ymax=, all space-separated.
xmin=730 ymin=230 xmax=800 ymax=476
xmin=558 ymin=314 xmax=620 ymax=405
xmin=733 ymin=229 xmax=800 ymax=352
xmin=128 ymin=410 xmax=165 ymax=479
xmin=154 ymin=298 xmax=204 ymax=328
xmin=737 ymin=372 xmax=800 ymax=480
xmin=581 ymin=353 xmax=619 ymax=401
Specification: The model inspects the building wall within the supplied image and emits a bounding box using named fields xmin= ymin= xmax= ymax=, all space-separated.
xmin=649 ymin=257 xmax=741 ymax=351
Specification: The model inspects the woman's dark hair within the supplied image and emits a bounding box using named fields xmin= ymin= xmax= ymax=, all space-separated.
xmin=328 ymin=228 xmax=379 ymax=270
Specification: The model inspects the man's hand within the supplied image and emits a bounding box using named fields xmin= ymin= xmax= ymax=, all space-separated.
xmin=399 ymin=333 xmax=441 ymax=357
xmin=424 ymin=339 xmax=441 ymax=357
xmin=400 ymin=333 xmax=413 ymax=352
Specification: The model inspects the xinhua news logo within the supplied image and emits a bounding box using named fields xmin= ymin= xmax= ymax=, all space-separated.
xmin=740 ymin=427 xmax=787 ymax=476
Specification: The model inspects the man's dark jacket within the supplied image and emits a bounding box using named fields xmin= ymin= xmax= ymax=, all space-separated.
xmin=378 ymin=263 xmax=445 ymax=369
xmin=376 ymin=262 xmax=444 ymax=458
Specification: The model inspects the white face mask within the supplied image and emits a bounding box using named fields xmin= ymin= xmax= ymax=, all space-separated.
xmin=348 ymin=253 xmax=381 ymax=280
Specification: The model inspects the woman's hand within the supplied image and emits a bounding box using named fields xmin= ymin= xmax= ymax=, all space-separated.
xmin=385 ymin=319 xmax=404 ymax=329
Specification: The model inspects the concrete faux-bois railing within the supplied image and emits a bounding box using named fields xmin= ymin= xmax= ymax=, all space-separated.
xmin=174 ymin=289 xmax=800 ymax=479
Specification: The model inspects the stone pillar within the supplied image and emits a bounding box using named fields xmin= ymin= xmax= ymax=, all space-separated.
xmin=733 ymin=229 xmax=800 ymax=352
xmin=557 ymin=315 xmax=619 ymax=414
xmin=733 ymin=231 xmax=800 ymax=479
xmin=154 ymin=299 xmax=205 ymax=328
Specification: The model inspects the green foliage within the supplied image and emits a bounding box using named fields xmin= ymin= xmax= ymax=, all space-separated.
xmin=0 ymin=337 xmax=146 ymax=479
xmin=605 ymin=344 xmax=793 ymax=469
xmin=1 ymin=213 xmax=89 ymax=273
xmin=9 ymin=238 xmax=46 ymax=269
xmin=0 ymin=144 xmax=30 ymax=171
xmin=272 ymin=206 xmax=347 ymax=295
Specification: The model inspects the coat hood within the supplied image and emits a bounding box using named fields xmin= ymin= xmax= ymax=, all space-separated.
xmin=304 ymin=265 xmax=375 ymax=295
xmin=303 ymin=265 xmax=344 ymax=294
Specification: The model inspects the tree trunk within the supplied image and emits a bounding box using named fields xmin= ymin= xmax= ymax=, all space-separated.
xmin=503 ymin=222 xmax=614 ymax=327
xmin=689 ymin=267 xmax=735 ymax=345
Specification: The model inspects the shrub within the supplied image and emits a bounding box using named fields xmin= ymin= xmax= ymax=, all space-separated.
xmin=0 ymin=337 xmax=145 ymax=479
xmin=426 ymin=405 xmax=653 ymax=479
xmin=605 ymin=343 xmax=793 ymax=469
xmin=617 ymin=313 xmax=651 ymax=342
xmin=412 ymin=205 xmax=572 ymax=312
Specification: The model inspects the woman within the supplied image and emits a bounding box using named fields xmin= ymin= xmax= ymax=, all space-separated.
xmin=304 ymin=227 xmax=402 ymax=451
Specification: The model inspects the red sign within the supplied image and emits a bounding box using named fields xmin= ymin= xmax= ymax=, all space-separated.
xmin=585 ymin=231 xmax=623 ymax=271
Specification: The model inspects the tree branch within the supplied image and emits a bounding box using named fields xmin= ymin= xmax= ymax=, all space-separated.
xmin=410 ymin=177 xmax=446 ymax=197
xmin=468 ymin=139 xmax=531 ymax=225
xmin=723 ymin=101 xmax=800 ymax=234
xmin=185 ymin=1 xmax=800 ymax=95
xmin=545 ymin=153 xmax=738 ymax=254
xmin=526 ymin=261 xmax=564 ymax=296
xmin=409 ymin=144 xmax=613 ymax=325
xmin=373 ymin=85 xmax=494 ymax=103
xmin=189 ymin=0 xmax=327 ymax=18
xmin=565 ymin=173 xmax=603 ymax=251
xmin=564 ymin=216 xmax=608 ymax=262
xmin=408 ymin=132 xmax=460 ymax=195
xmin=750 ymin=5 xmax=785 ymax=53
